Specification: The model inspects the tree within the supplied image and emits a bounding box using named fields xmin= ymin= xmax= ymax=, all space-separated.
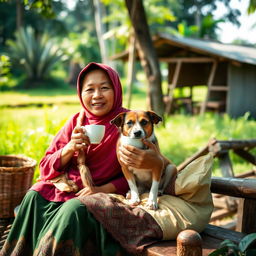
xmin=248 ymin=0 xmax=256 ymax=14
xmin=93 ymin=0 xmax=109 ymax=64
xmin=125 ymin=0 xmax=164 ymax=117
xmin=172 ymin=0 xmax=241 ymax=40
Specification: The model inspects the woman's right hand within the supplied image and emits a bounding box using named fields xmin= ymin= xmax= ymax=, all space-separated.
xmin=66 ymin=126 xmax=90 ymax=153
xmin=60 ymin=126 xmax=90 ymax=167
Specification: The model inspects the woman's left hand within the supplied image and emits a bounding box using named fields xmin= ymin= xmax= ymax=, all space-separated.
xmin=119 ymin=139 xmax=164 ymax=171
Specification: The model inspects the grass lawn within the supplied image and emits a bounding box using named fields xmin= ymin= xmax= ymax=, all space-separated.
xmin=1 ymin=88 xmax=255 ymax=182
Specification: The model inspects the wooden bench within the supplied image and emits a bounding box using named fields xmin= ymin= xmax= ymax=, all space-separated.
xmin=140 ymin=138 xmax=256 ymax=255
xmin=1 ymin=139 xmax=255 ymax=254
xmin=142 ymin=176 xmax=256 ymax=256
xmin=178 ymin=138 xmax=256 ymax=227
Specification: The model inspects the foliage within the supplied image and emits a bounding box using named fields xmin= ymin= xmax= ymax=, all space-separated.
xmin=7 ymin=27 xmax=65 ymax=85
xmin=177 ymin=21 xmax=199 ymax=37
xmin=209 ymin=233 xmax=256 ymax=256
xmin=62 ymin=31 xmax=100 ymax=65
xmin=200 ymin=15 xmax=225 ymax=39
xmin=0 ymin=55 xmax=11 ymax=89
xmin=156 ymin=112 xmax=256 ymax=169
xmin=248 ymin=0 xmax=256 ymax=14
xmin=22 ymin=0 xmax=55 ymax=18
xmin=0 ymin=87 xmax=255 ymax=180
xmin=0 ymin=106 xmax=68 ymax=182
xmin=0 ymin=0 xmax=67 ymax=49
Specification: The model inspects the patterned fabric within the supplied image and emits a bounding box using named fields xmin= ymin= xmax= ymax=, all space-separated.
xmin=78 ymin=193 xmax=163 ymax=254
xmin=0 ymin=191 xmax=120 ymax=256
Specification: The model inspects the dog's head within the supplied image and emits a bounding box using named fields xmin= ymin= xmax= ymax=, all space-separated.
xmin=111 ymin=110 xmax=162 ymax=139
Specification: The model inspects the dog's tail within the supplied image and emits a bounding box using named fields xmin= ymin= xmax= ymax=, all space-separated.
xmin=76 ymin=109 xmax=93 ymax=189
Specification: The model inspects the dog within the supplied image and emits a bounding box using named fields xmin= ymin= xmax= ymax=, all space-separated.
xmin=111 ymin=110 xmax=176 ymax=210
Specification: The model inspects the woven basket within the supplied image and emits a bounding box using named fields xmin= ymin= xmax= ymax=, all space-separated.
xmin=0 ymin=155 xmax=36 ymax=218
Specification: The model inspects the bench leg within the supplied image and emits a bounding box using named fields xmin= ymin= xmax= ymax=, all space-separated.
xmin=177 ymin=229 xmax=202 ymax=256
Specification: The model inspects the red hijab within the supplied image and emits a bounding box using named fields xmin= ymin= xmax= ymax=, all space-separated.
xmin=77 ymin=62 xmax=128 ymax=187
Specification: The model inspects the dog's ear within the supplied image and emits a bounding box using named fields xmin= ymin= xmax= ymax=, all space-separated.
xmin=110 ymin=112 xmax=126 ymax=127
xmin=146 ymin=111 xmax=162 ymax=124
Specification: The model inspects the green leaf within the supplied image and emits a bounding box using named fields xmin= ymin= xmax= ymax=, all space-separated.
xmin=208 ymin=246 xmax=228 ymax=256
xmin=239 ymin=233 xmax=256 ymax=252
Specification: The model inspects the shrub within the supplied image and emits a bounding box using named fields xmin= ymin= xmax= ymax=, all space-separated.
xmin=7 ymin=27 xmax=64 ymax=85
xmin=0 ymin=55 xmax=12 ymax=89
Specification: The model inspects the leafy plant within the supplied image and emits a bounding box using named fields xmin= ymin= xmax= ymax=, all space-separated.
xmin=0 ymin=55 xmax=12 ymax=88
xmin=7 ymin=26 xmax=64 ymax=84
xmin=209 ymin=233 xmax=256 ymax=256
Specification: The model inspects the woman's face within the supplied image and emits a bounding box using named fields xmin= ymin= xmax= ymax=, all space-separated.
xmin=81 ymin=69 xmax=114 ymax=116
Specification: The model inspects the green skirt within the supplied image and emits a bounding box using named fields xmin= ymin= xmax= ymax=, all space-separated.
xmin=0 ymin=190 xmax=120 ymax=256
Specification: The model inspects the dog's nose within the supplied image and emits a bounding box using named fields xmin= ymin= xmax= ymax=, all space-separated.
xmin=134 ymin=130 xmax=142 ymax=138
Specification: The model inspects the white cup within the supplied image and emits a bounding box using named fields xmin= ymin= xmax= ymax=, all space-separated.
xmin=83 ymin=124 xmax=105 ymax=144
xmin=121 ymin=136 xmax=144 ymax=149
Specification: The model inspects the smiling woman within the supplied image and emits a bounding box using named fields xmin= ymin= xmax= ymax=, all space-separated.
xmin=81 ymin=69 xmax=114 ymax=117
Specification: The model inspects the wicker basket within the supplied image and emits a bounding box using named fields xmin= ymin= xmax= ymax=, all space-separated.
xmin=0 ymin=155 xmax=36 ymax=218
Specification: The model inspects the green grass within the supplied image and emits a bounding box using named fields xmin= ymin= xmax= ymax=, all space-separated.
xmin=1 ymin=89 xmax=255 ymax=182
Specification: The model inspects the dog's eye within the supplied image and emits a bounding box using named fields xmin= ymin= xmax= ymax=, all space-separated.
xmin=126 ymin=120 xmax=134 ymax=127
xmin=140 ymin=119 xmax=148 ymax=126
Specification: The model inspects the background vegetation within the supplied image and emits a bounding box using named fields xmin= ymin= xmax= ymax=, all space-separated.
xmin=0 ymin=0 xmax=255 ymax=182
xmin=0 ymin=87 xmax=255 ymax=182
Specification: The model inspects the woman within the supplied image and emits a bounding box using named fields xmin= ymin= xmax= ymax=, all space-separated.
xmin=0 ymin=62 xmax=167 ymax=256
xmin=1 ymin=62 xmax=213 ymax=256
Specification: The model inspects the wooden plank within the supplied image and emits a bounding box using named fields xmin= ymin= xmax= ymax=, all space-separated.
xmin=210 ymin=208 xmax=236 ymax=222
xmin=144 ymin=240 xmax=177 ymax=256
xmin=206 ymin=101 xmax=226 ymax=109
xmin=209 ymin=139 xmax=256 ymax=153
xmin=218 ymin=152 xmax=234 ymax=177
xmin=208 ymin=86 xmax=229 ymax=91
xmin=235 ymin=170 xmax=256 ymax=178
xmin=236 ymin=198 xmax=256 ymax=233
xmin=160 ymin=57 xmax=214 ymax=63
xmin=234 ymin=149 xmax=256 ymax=165
xmin=211 ymin=177 xmax=256 ymax=199
xmin=165 ymin=61 xmax=182 ymax=114
xmin=202 ymin=224 xmax=246 ymax=244
xmin=200 ymin=61 xmax=218 ymax=114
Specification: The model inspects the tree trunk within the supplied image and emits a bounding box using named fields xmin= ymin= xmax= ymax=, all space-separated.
xmin=124 ymin=0 xmax=164 ymax=117
xmin=93 ymin=0 xmax=109 ymax=64
xmin=16 ymin=0 xmax=24 ymax=30
xmin=126 ymin=31 xmax=136 ymax=109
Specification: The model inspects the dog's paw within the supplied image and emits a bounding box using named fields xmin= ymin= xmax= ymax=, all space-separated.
xmin=129 ymin=196 xmax=141 ymax=206
xmin=126 ymin=191 xmax=131 ymax=199
xmin=146 ymin=199 xmax=158 ymax=210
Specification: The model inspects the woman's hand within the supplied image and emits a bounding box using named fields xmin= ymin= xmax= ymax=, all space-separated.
xmin=66 ymin=126 xmax=90 ymax=153
xmin=60 ymin=126 xmax=90 ymax=168
xmin=119 ymin=139 xmax=164 ymax=171
xmin=76 ymin=182 xmax=116 ymax=197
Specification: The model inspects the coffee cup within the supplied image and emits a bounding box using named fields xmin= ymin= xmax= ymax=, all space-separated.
xmin=83 ymin=124 xmax=105 ymax=144
xmin=121 ymin=136 xmax=144 ymax=149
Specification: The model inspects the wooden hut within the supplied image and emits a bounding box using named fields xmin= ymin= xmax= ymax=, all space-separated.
xmin=111 ymin=34 xmax=256 ymax=118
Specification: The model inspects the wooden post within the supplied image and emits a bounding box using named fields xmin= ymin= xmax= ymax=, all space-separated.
xmin=165 ymin=60 xmax=182 ymax=114
xmin=200 ymin=61 xmax=217 ymax=114
xmin=177 ymin=230 xmax=202 ymax=256
xmin=236 ymin=198 xmax=256 ymax=233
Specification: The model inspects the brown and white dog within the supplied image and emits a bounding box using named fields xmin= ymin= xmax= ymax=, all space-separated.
xmin=111 ymin=110 xmax=176 ymax=210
